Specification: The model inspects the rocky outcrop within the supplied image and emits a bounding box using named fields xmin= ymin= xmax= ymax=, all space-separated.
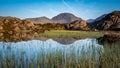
xmin=41 ymin=23 xmax=65 ymax=30
xmin=65 ymin=20 xmax=89 ymax=30
xmin=52 ymin=13 xmax=81 ymax=24
xmin=91 ymin=11 xmax=120 ymax=31
xmin=0 ymin=25 xmax=3 ymax=30
xmin=0 ymin=16 xmax=44 ymax=34
xmin=0 ymin=16 xmax=46 ymax=42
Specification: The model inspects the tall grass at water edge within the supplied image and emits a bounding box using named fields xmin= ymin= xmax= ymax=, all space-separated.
xmin=0 ymin=41 xmax=120 ymax=68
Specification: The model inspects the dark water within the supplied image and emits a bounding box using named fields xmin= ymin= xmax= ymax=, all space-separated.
xmin=0 ymin=38 xmax=104 ymax=68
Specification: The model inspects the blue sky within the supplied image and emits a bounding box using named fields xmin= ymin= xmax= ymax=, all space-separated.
xmin=0 ymin=0 xmax=120 ymax=20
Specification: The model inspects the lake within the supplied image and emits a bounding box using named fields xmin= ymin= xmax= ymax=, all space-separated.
xmin=0 ymin=38 xmax=120 ymax=68
xmin=0 ymin=38 xmax=119 ymax=68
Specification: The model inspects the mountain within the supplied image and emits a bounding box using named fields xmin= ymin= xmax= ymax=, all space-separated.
xmin=25 ymin=13 xmax=82 ymax=24
xmin=87 ymin=14 xmax=106 ymax=23
xmin=52 ymin=13 xmax=81 ymax=24
xmin=91 ymin=11 xmax=120 ymax=31
xmin=64 ymin=20 xmax=89 ymax=30
xmin=25 ymin=16 xmax=55 ymax=24
xmin=93 ymin=14 xmax=106 ymax=22
xmin=87 ymin=19 xmax=95 ymax=23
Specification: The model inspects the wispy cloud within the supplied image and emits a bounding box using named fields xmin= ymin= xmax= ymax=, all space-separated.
xmin=62 ymin=0 xmax=79 ymax=15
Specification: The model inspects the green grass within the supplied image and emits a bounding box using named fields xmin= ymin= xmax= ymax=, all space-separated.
xmin=99 ymin=41 xmax=120 ymax=68
xmin=39 ymin=30 xmax=105 ymax=39
xmin=39 ymin=30 xmax=120 ymax=39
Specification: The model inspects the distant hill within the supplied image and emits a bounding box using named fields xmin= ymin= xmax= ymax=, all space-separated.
xmin=87 ymin=19 xmax=95 ymax=23
xmin=87 ymin=14 xmax=106 ymax=23
xmin=25 ymin=13 xmax=81 ymax=24
xmin=25 ymin=16 xmax=55 ymax=24
xmin=90 ymin=11 xmax=120 ymax=31
xmin=52 ymin=13 xmax=81 ymax=24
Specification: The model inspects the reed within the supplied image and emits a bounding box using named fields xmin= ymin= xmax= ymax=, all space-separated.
xmin=0 ymin=40 xmax=120 ymax=68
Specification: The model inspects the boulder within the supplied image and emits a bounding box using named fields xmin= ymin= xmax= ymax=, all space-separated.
xmin=13 ymin=27 xmax=21 ymax=32
xmin=0 ymin=25 xmax=3 ymax=30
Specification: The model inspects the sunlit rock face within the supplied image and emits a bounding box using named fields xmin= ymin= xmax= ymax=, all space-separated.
xmin=0 ymin=38 xmax=103 ymax=67
xmin=0 ymin=17 xmax=35 ymax=32
xmin=65 ymin=20 xmax=89 ymax=30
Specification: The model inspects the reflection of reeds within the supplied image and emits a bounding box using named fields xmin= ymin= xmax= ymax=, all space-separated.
xmin=0 ymin=41 xmax=120 ymax=68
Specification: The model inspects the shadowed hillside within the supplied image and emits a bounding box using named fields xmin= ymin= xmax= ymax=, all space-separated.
xmin=89 ymin=11 xmax=120 ymax=31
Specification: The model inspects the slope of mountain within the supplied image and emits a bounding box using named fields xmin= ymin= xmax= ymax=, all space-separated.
xmin=87 ymin=19 xmax=95 ymax=23
xmin=87 ymin=14 xmax=106 ymax=23
xmin=94 ymin=14 xmax=106 ymax=22
xmin=52 ymin=13 xmax=81 ymax=24
xmin=65 ymin=20 xmax=89 ymax=30
xmin=91 ymin=11 xmax=120 ymax=31
xmin=25 ymin=16 xmax=55 ymax=24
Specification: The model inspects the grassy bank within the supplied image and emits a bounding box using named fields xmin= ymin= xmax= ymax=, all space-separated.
xmin=39 ymin=30 xmax=104 ymax=39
